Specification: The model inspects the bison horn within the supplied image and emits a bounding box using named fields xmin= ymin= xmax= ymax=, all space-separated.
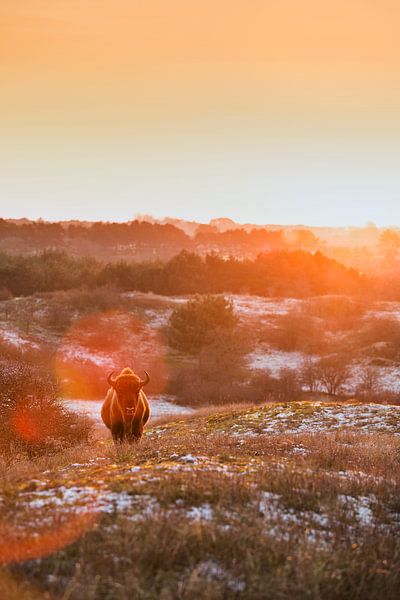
xmin=140 ymin=371 xmax=150 ymax=387
xmin=107 ymin=372 xmax=117 ymax=387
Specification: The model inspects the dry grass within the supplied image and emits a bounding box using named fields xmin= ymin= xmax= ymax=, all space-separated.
xmin=149 ymin=402 xmax=254 ymax=428
xmin=0 ymin=402 xmax=399 ymax=599
xmin=0 ymin=444 xmax=101 ymax=491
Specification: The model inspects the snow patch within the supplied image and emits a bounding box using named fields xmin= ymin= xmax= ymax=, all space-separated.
xmin=0 ymin=328 xmax=39 ymax=349
xmin=178 ymin=454 xmax=208 ymax=464
xmin=190 ymin=560 xmax=246 ymax=593
xmin=64 ymin=395 xmax=194 ymax=423
xmin=338 ymin=495 xmax=376 ymax=526
xmin=185 ymin=503 xmax=214 ymax=521
xmin=248 ymin=348 xmax=308 ymax=373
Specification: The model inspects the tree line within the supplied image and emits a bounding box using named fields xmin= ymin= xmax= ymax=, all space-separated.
xmin=0 ymin=249 xmax=371 ymax=298
xmin=0 ymin=218 xmax=320 ymax=259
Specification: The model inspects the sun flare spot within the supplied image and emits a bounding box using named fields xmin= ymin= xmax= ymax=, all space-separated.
xmin=54 ymin=310 xmax=167 ymax=400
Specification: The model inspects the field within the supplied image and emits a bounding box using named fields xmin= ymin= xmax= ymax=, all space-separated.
xmin=1 ymin=291 xmax=400 ymax=599
xmin=3 ymin=0 xmax=400 ymax=595
xmin=1 ymin=401 xmax=399 ymax=599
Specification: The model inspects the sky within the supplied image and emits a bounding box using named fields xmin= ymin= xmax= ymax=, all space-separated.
xmin=1 ymin=1 xmax=399 ymax=226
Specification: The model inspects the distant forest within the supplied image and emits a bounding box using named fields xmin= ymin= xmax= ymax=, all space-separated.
xmin=0 ymin=218 xmax=320 ymax=262
xmin=0 ymin=248 xmax=386 ymax=299
xmin=1 ymin=218 xmax=399 ymax=277
xmin=1 ymin=219 xmax=399 ymax=298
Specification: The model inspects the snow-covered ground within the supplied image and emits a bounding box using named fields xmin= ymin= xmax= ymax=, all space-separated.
xmin=347 ymin=361 xmax=400 ymax=394
xmin=375 ymin=366 xmax=400 ymax=392
xmin=194 ymin=402 xmax=400 ymax=437
xmin=130 ymin=294 xmax=302 ymax=328
xmin=248 ymin=347 xmax=400 ymax=394
xmin=0 ymin=327 xmax=39 ymax=349
xmin=247 ymin=347 xmax=309 ymax=373
xmin=14 ymin=437 xmax=400 ymax=552
xmin=3 ymin=292 xmax=400 ymax=397
xmin=366 ymin=301 xmax=400 ymax=321
xmin=64 ymin=394 xmax=193 ymax=423
xmin=60 ymin=345 xmax=114 ymax=368
xmin=229 ymin=295 xmax=301 ymax=319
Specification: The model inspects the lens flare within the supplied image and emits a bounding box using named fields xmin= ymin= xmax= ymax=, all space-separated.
xmin=54 ymin=309 xmax=167 ymax=400
xmin=0 ymin=513 xmax=97 ymax=564
xmin=11 ymin=409 xmax=43 ymax=443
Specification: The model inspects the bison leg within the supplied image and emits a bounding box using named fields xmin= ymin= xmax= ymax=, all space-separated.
xmin=130 ymin=420 xmax=144 ymax=442
xmin=111 ymin=422 xmax=124 ymax=444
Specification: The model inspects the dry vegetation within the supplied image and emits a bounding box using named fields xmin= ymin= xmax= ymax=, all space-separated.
xmin=1 ymin=289 xmax=400 ymax=598
xmin=2 ymin=289 xmax=400 ymax=405
xmin=0 ymin=402 xmax=399 ymax=600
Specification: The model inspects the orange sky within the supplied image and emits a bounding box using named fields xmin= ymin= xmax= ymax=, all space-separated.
xmin=1 ymin=1 xmax=400 ymax=225
xmin=2 ymin=1 xmax=399 ymax=124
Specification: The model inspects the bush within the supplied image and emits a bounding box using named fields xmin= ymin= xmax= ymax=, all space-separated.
xmin=61 ymin=285 xmax=122 ymax=314
xmin=355 ymin=367 xmax=382 ymax=399
xmin=0 ymin=359 xmax=92 ymax=457
xmin=44 ymin=303 xmax=73 ymax=332
xmin=167 ymin=328 xmax=250 ymax=406
xmin=168 ymin=367 xmax=250 ymax=406
xmin=357 ymin=318 xmax=400 ymax=359
xmin=169 ymin=360 xmax=302 ymax=408
xmin=299 ymin=358 xmax=320 ymax=392
xmin=264 ymin=310 xmax=325 ymax=353
xmin=248 ymin=369 xmax=302 ymax=403
xmin=363 ymin=389 xmax=400 ymax=405
xmin=0 ymin=338 xmax=55 ymax=370
xmin=314 ymin=355 xmax=351 ymax=396
xmin=167 ymin=295 xmax=239 ymax=354
xmin=198 ymin=329 xmax=250 ymax=380
xmin=41 ymin=286 xmax=124 ymax=332
xmin=304 ymin=295 xmax=367 ymax=330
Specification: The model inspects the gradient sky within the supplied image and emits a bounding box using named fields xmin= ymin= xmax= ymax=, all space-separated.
xmin=1 ymin=1 xmax=399 ymax=226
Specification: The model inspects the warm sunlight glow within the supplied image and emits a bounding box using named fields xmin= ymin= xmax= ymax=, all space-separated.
xmin=54 ymin=310 xmax=167 ymax=399
xmin=1 ymin=2 xmax=400 ymax=596
xmin=0 ymin=514 xmax=97 ymax=564
xmin=1 ymin=1 xmax=399 ymax=225
xmin=11 ymin=410 xmax=43 ymax=443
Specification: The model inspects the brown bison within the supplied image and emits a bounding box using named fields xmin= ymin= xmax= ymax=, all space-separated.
xmin=101 ymin=367 xmax=150 ymax=443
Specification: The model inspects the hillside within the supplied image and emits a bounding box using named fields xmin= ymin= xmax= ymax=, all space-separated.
xmin=2 ymin=290 xmax=400 ymax=408
xmin=1 ymin=401 xmax=399 ymax=599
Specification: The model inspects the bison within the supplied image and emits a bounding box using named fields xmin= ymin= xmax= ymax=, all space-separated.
xmin=101 ymin=367 xmax=150 ymax=443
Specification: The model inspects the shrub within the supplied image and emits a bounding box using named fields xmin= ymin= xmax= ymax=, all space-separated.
xmin=168 ymin=368 xmax=250 ymax=406
xmin=0 ymin=359 xmax=92 ymax=457
xmin=62 ymin=286 xmax=122 ymax=314
xmin=198 ymin=329 xmax=250 ymax=380
xmin=357 ymin=318 xmax=400 ymax=359
xmin=167 ymin=295 xmax=239 ymax=354
xmin=41 ymin=286 xmax=124 ymax=330
xmin=0 ymin=338 xmax=55 ymax=369
xmin=315 ymin=355 xmax=351 ymax=396
xmin=299 ymin=358 xmax=320 ymax=392
xmin=304 ymin=295 xmax=367 ymax=330
xmin=248 ymin=369 xmax=302 ymax=403
xmin=169 ymin=363 xmax=303 ymax=408
xmin=366 ymin=389 xmax=400 ymax=405
xmin=355 ymin=367 xmax=382 ymax=399
xmin=167 ymin=329 xmax=250 ymax=406
xmin=264 ymin=310 xmax=325 ymax=353
xmin=44 ymin=303 xmax=73 ymax=332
